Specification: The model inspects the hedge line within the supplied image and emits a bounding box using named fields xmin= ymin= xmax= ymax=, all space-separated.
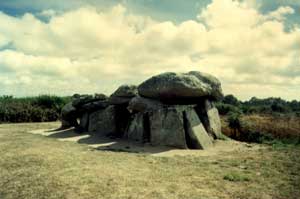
xmin=0 ymin=95 xmax=71 ymax=123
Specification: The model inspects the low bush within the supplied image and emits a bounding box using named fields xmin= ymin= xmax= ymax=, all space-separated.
xmin=215 ymin=103 xmax=241 ymax=115
xmin=0 ymin=95 xmax=71 ymax=123
xmin=219 ymin=94 xmax=300 ymax=116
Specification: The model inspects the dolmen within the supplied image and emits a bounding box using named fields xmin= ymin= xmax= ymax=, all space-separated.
xmin=61 ymin=71 xmax=224 ymax=149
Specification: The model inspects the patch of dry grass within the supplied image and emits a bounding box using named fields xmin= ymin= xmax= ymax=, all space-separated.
xmin=0 ymin=122 xmax=299 ymax=199
xmin=221 ymin=114 xmax=300 ymax=142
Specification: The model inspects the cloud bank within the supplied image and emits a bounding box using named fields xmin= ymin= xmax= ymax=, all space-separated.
xmin=0 ymin=0 xmax=299 ymax=100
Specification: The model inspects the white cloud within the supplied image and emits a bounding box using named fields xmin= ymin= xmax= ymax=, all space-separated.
xmin=0 ymin=0 xmax=299 ymax=100
xmin=265 ymin=6 xmax=295 ymax=21
xmin=38 ymin=9 xmax=57 ymax=18
xmin=197 ymin=0 xmax=261 ymax=28
xmin=0 ymin=33 xmax=9 ymax=47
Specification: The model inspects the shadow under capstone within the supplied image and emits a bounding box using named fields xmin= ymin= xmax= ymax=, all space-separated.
xmin=44 ymin=128 xmax=174 ymax=155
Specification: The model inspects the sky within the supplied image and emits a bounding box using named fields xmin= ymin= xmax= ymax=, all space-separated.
xmin=0 ymin=0 xmax=299 ymax=100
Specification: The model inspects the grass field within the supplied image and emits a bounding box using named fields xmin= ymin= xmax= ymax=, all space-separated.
xmin=0 ymin=123 xmax=299 ymax=199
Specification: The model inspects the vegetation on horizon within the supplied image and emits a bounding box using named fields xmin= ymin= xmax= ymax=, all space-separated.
xmin=1 ymin=94 xmax=300 ymax=145
xmin=217 ymin=94 xmax=300 ymax=116
xmin=217 ymin=95 xmax=300 ymax=145
xmin=1 ymin=94 xmax=300 ymax=124
xmin=0 ymin=95 xmax=71 ymax=123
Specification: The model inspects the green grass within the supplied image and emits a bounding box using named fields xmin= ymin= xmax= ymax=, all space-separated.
xmin=223 ymin=172 xmax=250 ymax=182
xmin=0 ymin=123 xmax=300 ymax=199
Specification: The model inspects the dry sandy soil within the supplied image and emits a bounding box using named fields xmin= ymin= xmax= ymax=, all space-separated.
xmin=0 ymin=122 xmax=299 ymax=199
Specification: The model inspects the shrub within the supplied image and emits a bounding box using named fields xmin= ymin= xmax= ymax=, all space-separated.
xmin=0 ymin=95 xmax=71 ymax=123
xmin=222 ymin=94 xmax=240 ymax=106
xmin=31 ymin=95 xmax=70 ymax=111
xmin=216 ymin=103 xmax=241 ymax=115
xmin=227 ymin=112 xmax=241 ymax=130
xmin=271 ymin=102 xmax=290 ymax=113
xmin=43 ymin=109 xmax=60 ymax=122
xmin=30 ymin=107 xmax=46 ymax=122
xmin=217 ymin=94 xmax=300 ymax=116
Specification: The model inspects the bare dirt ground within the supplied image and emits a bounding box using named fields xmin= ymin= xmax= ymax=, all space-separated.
xmin=0 ymin=122 xmax=299 ymax=199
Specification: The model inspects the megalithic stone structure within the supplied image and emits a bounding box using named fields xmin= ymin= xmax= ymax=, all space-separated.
xmin=61 ymin=71 xmax=224 ymax=149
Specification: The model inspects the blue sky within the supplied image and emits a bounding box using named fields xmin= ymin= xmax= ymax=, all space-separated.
xmin=0 ymin=0 xmax=300 ymax=23
xmin=0 ymin=0 xmax=299 ymax=100
xmin=1 ymin=0 xmax=299 ymax=23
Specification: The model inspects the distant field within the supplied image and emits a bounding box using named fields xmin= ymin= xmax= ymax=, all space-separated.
xmin=0 ymin=122 xmax=299 ymax=199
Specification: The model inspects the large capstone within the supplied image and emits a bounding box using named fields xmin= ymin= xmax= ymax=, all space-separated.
xmin=111 ymin=84 xmax=138 ymax=97
xmin=187 ymin=71 xmax=223 ymax=100
xmin=81 ymin=100 xmax=109 ymax=112
xmin=138 ymin=71 xmax=223 ymax=103
xmin=72 ymin=95 xmax=95 ymax=108
xmin=109 ymin=84 xmax=138 ymax=105
xmin=72 ymin=94 xmax=108 ymax=112
xmin=60 ymin=94 xmax=109 ymax=131
xmin=94 ymin=93 xmax=109 ymax=100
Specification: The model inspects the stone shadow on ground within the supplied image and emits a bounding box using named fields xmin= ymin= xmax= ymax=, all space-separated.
xmin=94 ymin=144 xmax=174 ymax=154
xmin=77 ymin=133 xmax=116 ymax=145
xmin=46 ymin=127 xmax=70 ymax=132
xmin=47 ymin=128 xmax=83 ymax=139
xmin=28 ymin=126 xmax=253 ymax=157
xmin=41 ymin=128 xmax=183 ymax=155
xmin=77 ymin=133 xmax=174 ymax=154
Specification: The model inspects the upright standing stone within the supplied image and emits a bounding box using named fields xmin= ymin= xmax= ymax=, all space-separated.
xmin=61 ymin=102 xmax=79 ymax=128
xmin=126 ymin=113 xmax=145 ymax=142
xmin=79 ymin=113 xmax=89 ymax=132
xmin=150 ymin=108 xmax=187 ymax=149
xmin=184 ymin=108 xmax=213 ymax=149
xmin=207 ymin=106 xmax=222 ymax=139
xmin=61 ymin=119 xmax=71 ymax=129
xmin=196 ymin=100 xmax=222 ymax=139
xmin=88 ymin=105 xmax=117 ymax=136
